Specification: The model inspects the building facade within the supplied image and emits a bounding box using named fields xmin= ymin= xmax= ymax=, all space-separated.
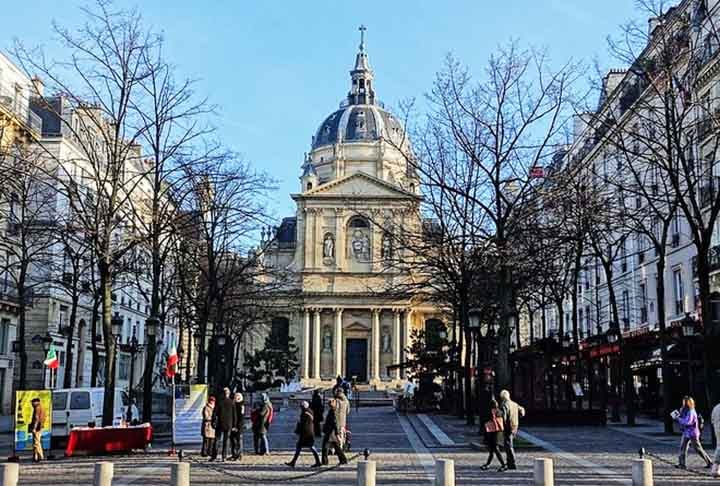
xmin=263 ymin=34 xmax=445 ymax=387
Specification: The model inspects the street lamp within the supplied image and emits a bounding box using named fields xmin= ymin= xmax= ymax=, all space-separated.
xmin=142 ymin=315 xmax=159 ymax=424
xmin=680 ymin=313 xmax=697 ymax=395
xmin=682 ymin=313 xmax=697 ymax=337
xmin=562 ymin=332 xmax=572 ymax=349
xmin=111 ymin=313 xmax=123 ymax=340
xmin=467 ymin=308 xmax=482 ymax=427
xmin=41 ymin=333 xmax=53 ymax=388
xmin=120 ymin=331 xmax=141 ymax=423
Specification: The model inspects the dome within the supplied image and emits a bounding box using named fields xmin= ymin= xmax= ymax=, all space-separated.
xmin=312 ymin=104 xmax=404 ymax=149
xmin=310 ymin=26 xmax=405 ymax=150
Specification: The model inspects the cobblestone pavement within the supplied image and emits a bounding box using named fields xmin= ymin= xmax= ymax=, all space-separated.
xmin=10 ymin=405 xmax=720 ymax=484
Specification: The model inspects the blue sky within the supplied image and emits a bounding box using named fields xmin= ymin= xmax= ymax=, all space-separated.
xmin=1 ymin=1 xmax=642 ymax=217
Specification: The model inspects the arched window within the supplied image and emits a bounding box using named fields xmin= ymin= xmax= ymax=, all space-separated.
xmin=306 ymin=182 xmax=313 ymax=191
xmin=349 ymin=217 xmax=369 ymax=228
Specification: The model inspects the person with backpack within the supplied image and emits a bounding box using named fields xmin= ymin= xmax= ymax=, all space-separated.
xmin=673 ymin=396 xmax=713 ymax=470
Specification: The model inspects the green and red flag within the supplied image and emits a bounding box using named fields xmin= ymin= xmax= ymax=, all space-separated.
xmin=44 ymin=344 xmax=59 ymax=369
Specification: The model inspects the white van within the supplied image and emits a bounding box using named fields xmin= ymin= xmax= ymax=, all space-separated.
xmin=51 ymin=388 xmax=128 ymax=440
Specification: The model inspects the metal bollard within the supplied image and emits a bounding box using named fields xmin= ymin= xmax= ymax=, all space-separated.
xmin=171 ymin=462 xmax=190 ymax=486
xmin=0 ymin=463 xmax=19 ymax=486
xmin=94 ymin=462 xmax=114 ymax=486
xmin=357 ymin=460 xmax=376 ymax=486
xmin=534 ymin=458 xmax=554 ymax=486
xmin=632 ymin=459 xmax=653 ymax=486
xmin=435 ymin=459 xmax=455 ymax=486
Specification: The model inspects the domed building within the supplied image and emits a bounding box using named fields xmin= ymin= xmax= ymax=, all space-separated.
xmin=262 ymin=29 xmax=445 ymax=388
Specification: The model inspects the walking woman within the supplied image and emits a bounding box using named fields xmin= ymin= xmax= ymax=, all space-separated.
xmin=286 ymin=401 xmax=321 ymax=468
xmin=480 ymin=399 xmax=506 ymax=472
xmin=674 ymin=396 xmax=712 ymax=470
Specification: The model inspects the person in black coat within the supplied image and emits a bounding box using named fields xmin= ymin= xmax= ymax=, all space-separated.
xmin=211 ymin=387 xmax=237 ymax=462
xmin=230 ymin=392 xmax=245 ymax=461
xmin=480 ymin=399 xmax=506 ymax=472
xmin=286 ymin=401 xmax=321 ymax=468
xmin=321 ymin=399 xmax=348 ymax=466
xmin=310 ymin=390 xmax=324 ymax=437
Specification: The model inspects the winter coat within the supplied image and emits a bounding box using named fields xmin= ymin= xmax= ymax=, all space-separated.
xmin=253 ymin=403 xmax=272 ymax=434
xmin=202 ymin=403 xmax=216 ymax=439
xmin=499 ymin=399 xmax=525 ymax=435
xmin=323 ymin=408 xmax=341 ymax=443
xmin=294 ymin=409 xmax=315 ymax=447
xmin=678 ymin=408 xmax=701 ymax=440
xmin=311 ymin=395 xmax=324 ymax=425
xmin=334 ymin=392 xmax=350 ymax=431
xmin=483 ymin=408 xmax=504 ymax=447
xmin=29 ymin=405 xmax=45 ymax=433
xmin=712 ymin=403 xmax=720 ymax=441
xmin=214 ymin=397 xmax=236 ymax=432
xmin=233 ymin=402 xmax=245 ymax=431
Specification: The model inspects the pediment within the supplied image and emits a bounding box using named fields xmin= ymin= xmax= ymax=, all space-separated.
xmin=345 ymin=321 xmax=369 ymax=332
xmin=299 ymin=172 xmax=417 ymax=199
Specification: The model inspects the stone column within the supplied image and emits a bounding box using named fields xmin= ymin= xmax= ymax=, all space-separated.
xmin=302 ymin=309 xmax=311 ymax=380
xmin=403 ymin=310 xmax=413 ymax=379
xmin=303 ymin=208 xmax=313 ymax=269
xmin=334 ymin=308 xmax=343 ymax=378
xmin=313 ymin=309 xmax=321 ymax=379
xmin=393 ymin=310 xmax=401 ymax=380
xmin=371 ymin=308 xmax=381 ymax=382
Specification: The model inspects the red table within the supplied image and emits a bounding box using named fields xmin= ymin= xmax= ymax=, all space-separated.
xmin=65 ymin=424 xmax=153 ymax=457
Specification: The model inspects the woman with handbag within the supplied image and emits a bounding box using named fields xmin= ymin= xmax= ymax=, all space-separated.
xmin=480 ymin=399 xmax=507 ymax=472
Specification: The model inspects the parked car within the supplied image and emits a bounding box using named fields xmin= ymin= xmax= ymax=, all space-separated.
xmin=51 ymin=388 xmax=128 ymax=444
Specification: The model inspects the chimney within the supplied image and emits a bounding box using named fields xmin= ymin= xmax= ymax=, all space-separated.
xmin=648 ymin=16 xmax=661 ymax=36
xmin=31 ymin=76 xmax=44 ymax=97
xmin=603 ymin=70 xmax=626 ymax=97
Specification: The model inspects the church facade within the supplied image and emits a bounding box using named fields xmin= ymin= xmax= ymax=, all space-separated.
xmin=264 ymin=32 xmax=445 ymax=387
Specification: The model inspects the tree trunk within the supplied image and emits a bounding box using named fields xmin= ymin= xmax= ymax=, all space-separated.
xmin=17 ymin=290 xmax=27 ymax=390
xmin=64 ymin=290 xmax=79 ymax=388
xmin=496 ymin=265 xmax=512 ymax=391
xmin=100 ymin=266 xmax=116 ymax=426
xmin=695 ymin=245 xmax=714 ymax=413
xmin=655 ymin=251 xmax=673 ymax=434
xmin=90 ymin=292 xmax=101 ymax=388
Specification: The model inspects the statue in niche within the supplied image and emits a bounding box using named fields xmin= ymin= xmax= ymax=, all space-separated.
xmin=381 ymin=233 xmax=392 ymax=260
xmin=351 ymin=230 xmax=371 ymax=261
xmin=323 ymin=327 xmax=332 ymax=351
xmin=323 ymin=233 xmax=335 ymax=259
xmin=382 ymin=326 xmax=391 ymax=353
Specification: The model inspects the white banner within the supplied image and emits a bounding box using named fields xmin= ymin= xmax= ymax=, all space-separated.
xmin=173 ymin=384 xmax=207 ymax=445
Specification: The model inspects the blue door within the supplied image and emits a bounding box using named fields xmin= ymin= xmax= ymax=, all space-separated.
xmin=345 ymin=339 xmax=368 ymax=382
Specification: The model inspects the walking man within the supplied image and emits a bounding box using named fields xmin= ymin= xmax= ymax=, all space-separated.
xmin=29 ymin=398 xmax=45 ymax=462
xmin=286 ymin=401 xmax=321 ymax=468
xmin=212 ymin=387 xmax=236 ymax=462
xmin=321 ymin=399 xmax=348 ymax=466
xmin=498 ymin=389 xmax=525 ymax=470
xmin=334 ymin=388 xmax=350 ymax=447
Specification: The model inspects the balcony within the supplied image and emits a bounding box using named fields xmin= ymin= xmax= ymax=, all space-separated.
xmin=692 ymin=244 xmax=720 ymax=278
xmin=0 ymin=88 xmax=42 ymax=137
xmin=699 ymin=176 xmax=720 ymax=208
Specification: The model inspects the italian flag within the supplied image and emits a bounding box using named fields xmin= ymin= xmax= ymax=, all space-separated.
xmin=44 ymin=344 xmax=59 ymax=369
xmin=165 ymin=341 xmax=178 ymax=378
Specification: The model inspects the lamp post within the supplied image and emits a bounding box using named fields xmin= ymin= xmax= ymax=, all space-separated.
xmin=213 ymin=327 xmax=229 ymax=392
xmin=142 ymin=315 xmax=159 ymax=424
xmin=41 ymin=333 xmax=53 ymax=388
xmin=681 ymin=313 xmax=697 ymax=395
xmin=606 ymin=322 xmax=634 ymax=425
xmin=119 ymin=331 xmax=141 ymax=423
xmin=467 ymin=307 xmax=481 ymax=426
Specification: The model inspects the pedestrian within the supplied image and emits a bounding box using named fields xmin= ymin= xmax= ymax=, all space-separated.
xmin=286 ymin=401 xmax=321 ymax=468
xmin=480 ymin=399 xmax=506 ymax=472
xmin=311 ymin=390 xmax=324 ymax=438
xmin=332 ymin=376 xmax=344 ymax=396
xmin=334 ymin=387 xmax=350 ymax=447
xmin=231 ymin=392 xmax=245 ymax=461
xmin=711 ymin=401 xmax=720 ymax=476
xmin=126 ymin=398 xmax=140 ymax=426
xmin=498 ymin=389 xmax=525 ymax=470
xmin=211 ymin=387 xmax=236 ymax=462
xmin=321 ymin=399 xmax=348 ymax=466
xmin=29 ymin=398 xmax=45 ymax=463
xmin=674 ymin=396 xmax=712 ymax=470
xmin=201 ymin=396 xmax=216 ymax=457
xmin=252 ymin=395 xmax=271 ymax=455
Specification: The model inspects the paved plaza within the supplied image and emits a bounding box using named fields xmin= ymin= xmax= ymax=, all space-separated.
xmin=8 ymin=405 xmax=720 ymax=484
